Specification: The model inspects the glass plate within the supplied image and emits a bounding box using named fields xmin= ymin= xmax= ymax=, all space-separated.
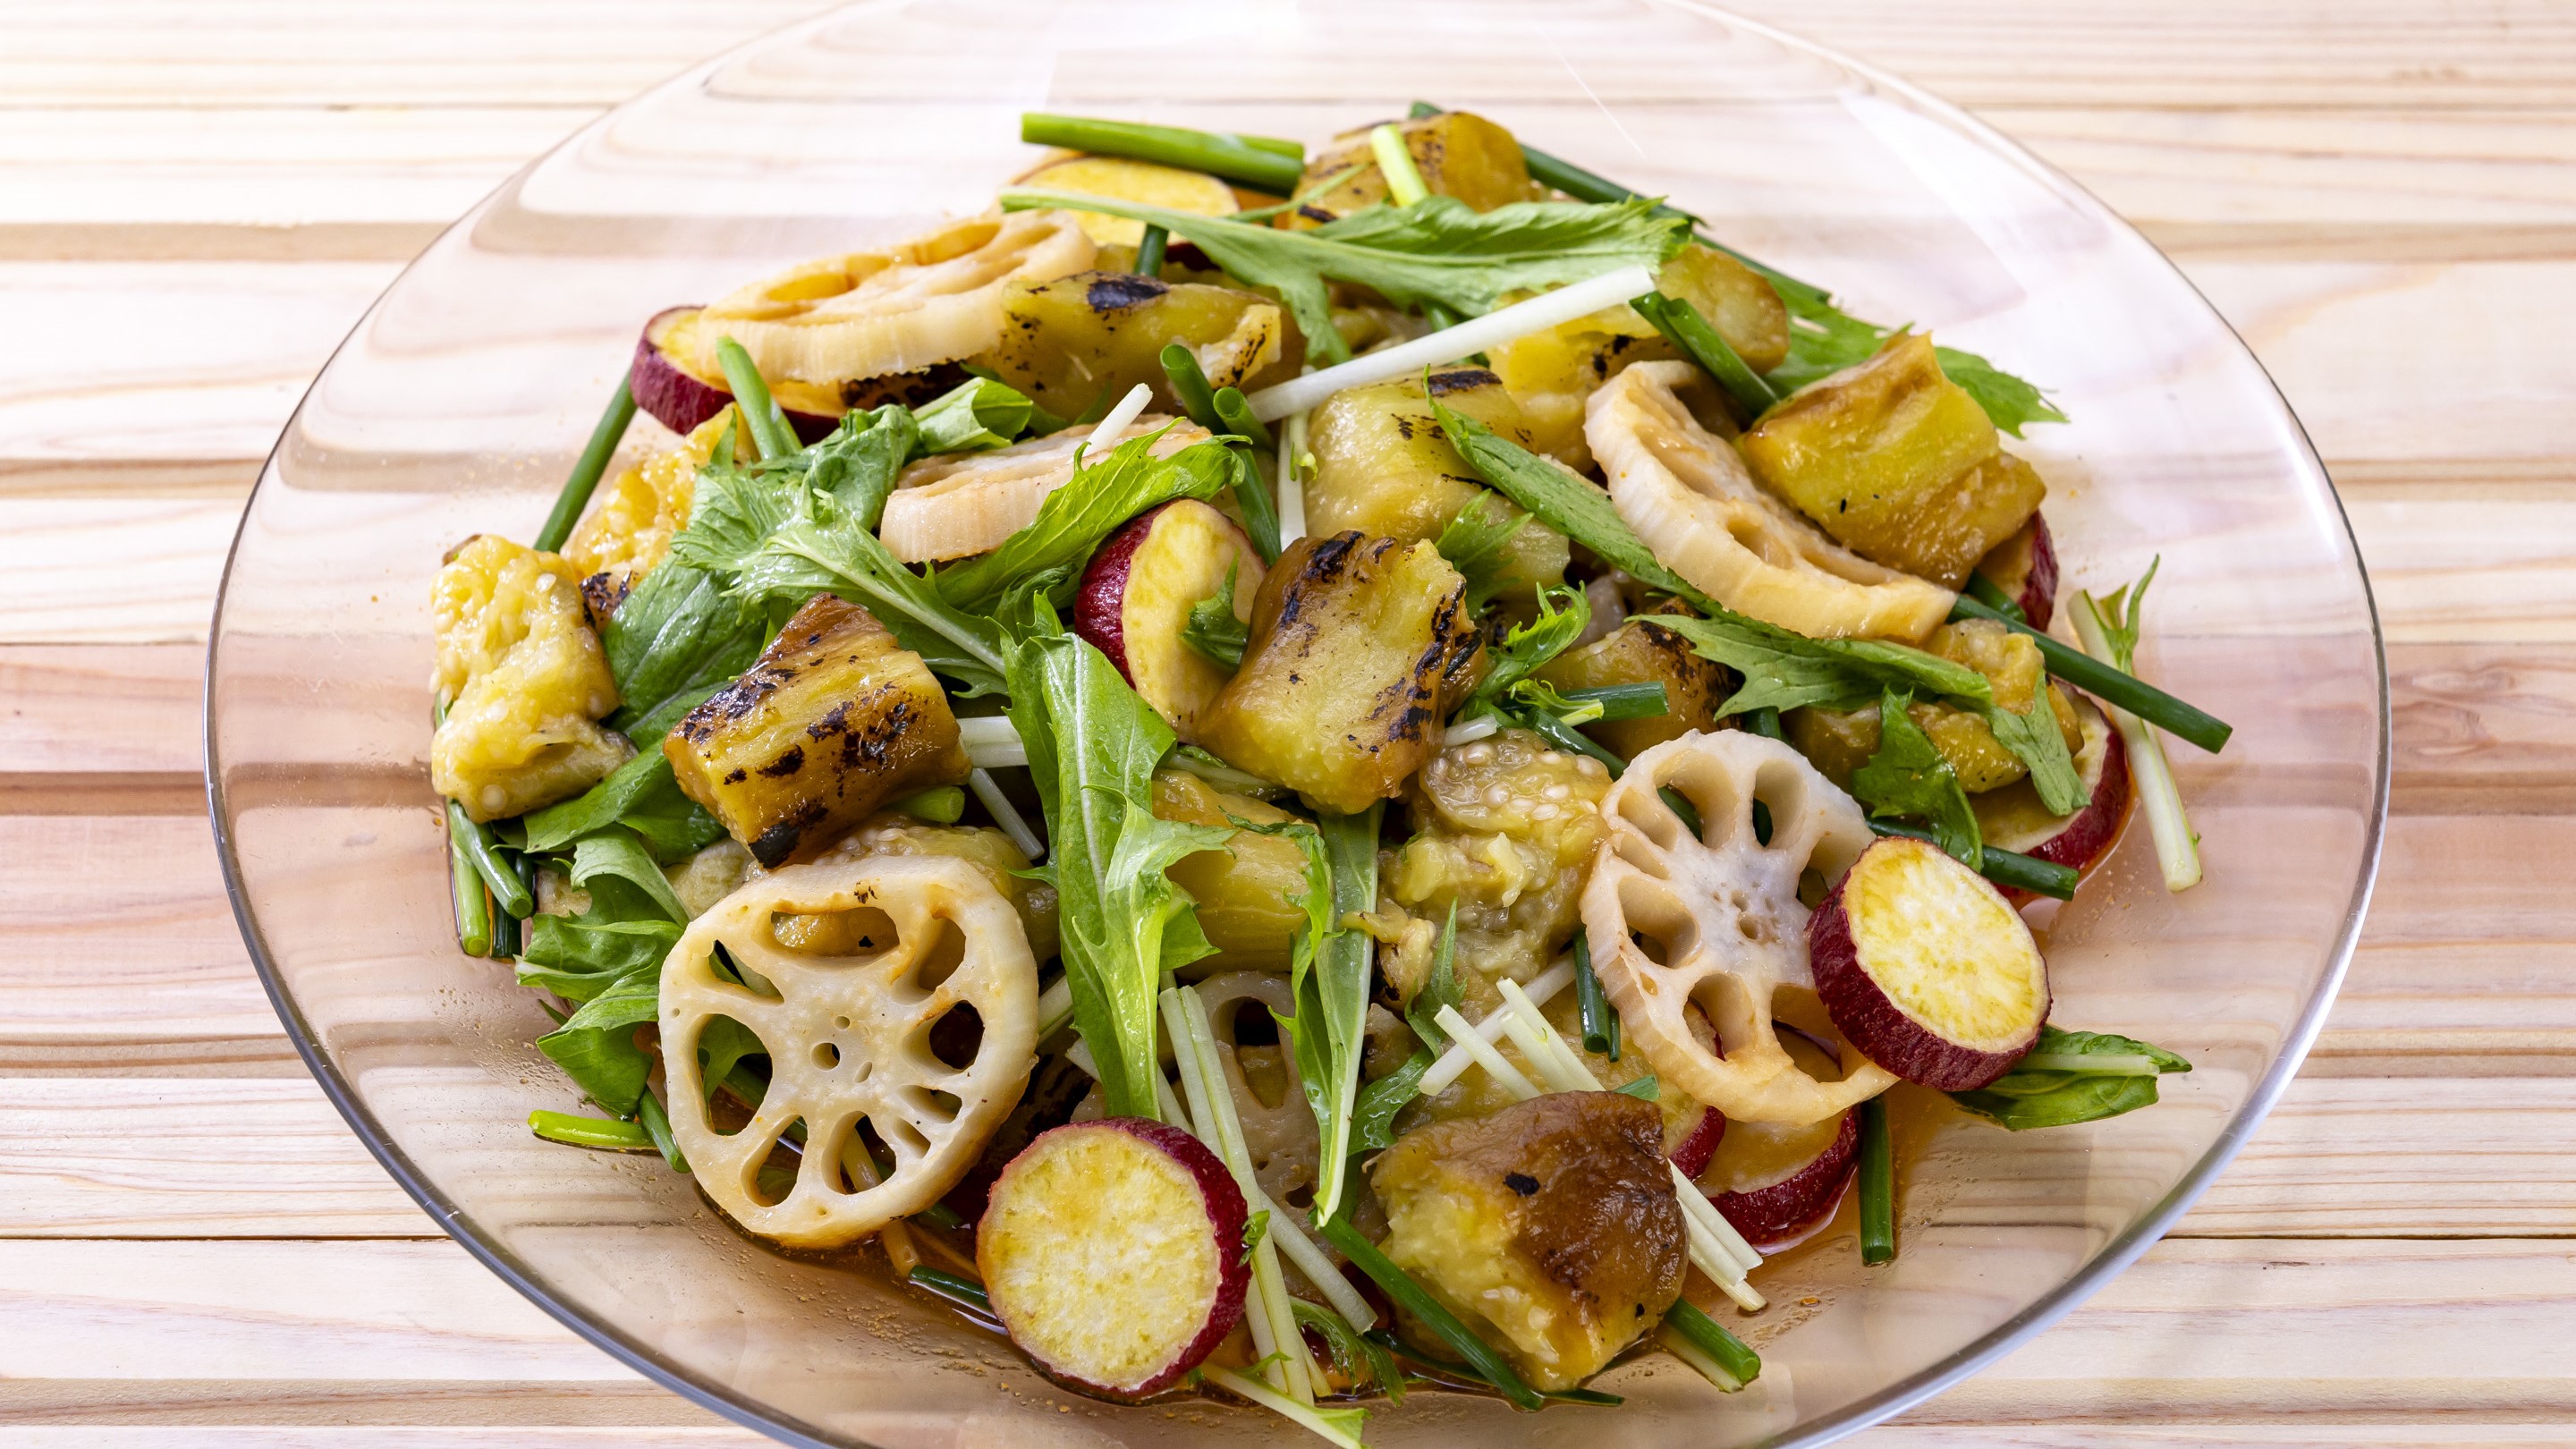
xmin=207 ymin=2 xmax=2387 ymax=1444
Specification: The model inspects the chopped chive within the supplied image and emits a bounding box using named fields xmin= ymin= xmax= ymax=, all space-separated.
xmin=445 ymin=801 xmax=531 ymax=919
xmin=1209 ymin=386 xmax=1275 ymax=451
xmin=908 ymin=1264 xmax=993 ymax=1313
xmin=528 ymin=1109 xmax=656 ymax=1151
xmin=915 ymin=1200 xmax=967 ymax=1231
xmin=1319 ymin=1216 xmax=1544 ymax=1411
xmin=1745 ymin=706 xmax=1785 ymax=741
xmin=1962 ymin=570 xmax=2027 ymax=624
xmin=1663 ymin=1298 xmax=1762 ymax=1385
xmin=889 ymin=784 xmax=966 ymax=825
xmin=532 ymin=379 xmax=638 ymax=554
xmin=1157 ymin=343 xmax=1224 ymax=432
xmin=1019 ymin=114 xmax=1304 ymax=194
xmin=1657 ymin=786 xmax=1705 ymax=839
xmin=1557 ymin=681 xmax=1667 ymax=722
xmin=445 ymin=807 xmax=492 ymax=957
xmin=1633 ymin=292 xmax=1779 ymax=419
xmin=1361 ymin=1330 xmax=1623 ymax=1405
xmin=1573 ymin=930 xmax=1618 ymax=1060
xmin=712 ymin=336 xmax=800 ymax=462
xmin=1867 ymin=819 xmax=2078 ymax=900
xmin=1859 ymin=1097 xmax=1896 ymax=1265
xmin=636 ymin=1088 xmax=688 ymax=1174
xmin=1368 ymin=123 xmax=1432 ymax=207
xmin=1947 ymin=594 xmax=2232 ymax=753
xmin=487 ymin=874 xmax=521 ymax=959
xmin=1522 ymin=708 xmax=1624 ymax=775
xmin=1133 ymin=224 xmax=1169 ymax=275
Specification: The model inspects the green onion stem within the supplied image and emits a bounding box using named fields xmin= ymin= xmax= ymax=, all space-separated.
xmin=1633 ymin=292 xmax=1778 ymax=419
xmin=1859 ymin=1097 xmax=1896 ymax=1265
xmin=488 ymin=877 xmax=521 ymax=959
xmin=1320 ymin=1216 xmax=1544 ymax=1411
xmin=1868 ymin=819 xmax=2078 ymax=901
xmin=1557 ymin=681 xmax=1667 ymax=722
xmin=890 ymin=784 xmax=967 ymax=825
xmin=1573 ymin=930 xmax=1618 ymax=1060
xmin=1746 ymin=707 xmax=1784 ymax=741
xmin=908 ymin=1264 xmax=993 ymax=1313
xmin=1133 ymin=224 xmax=1169 ymax=275
xmin=1368 ymin=123 xmax=1432 ymax=207
xmin=1658 ymin=786 xmax=1705 ymax=839
xmin=448 ymin=832 xmax=491 ymax=958
xmin=1523 ymin=708 xmax=1624 ymax=775
xmin=1157 ymin=343 xmax=1225 ymax=432
xmin=445 ymin=801 xmax=532 ymax=919
xmin=1209 ymin=386 xmax=1275 ymax=450
xmin=1663 ymin=1298 xmax=1762 ymax=1385
xmin=528 ymin=1109 xmax=655 ymax=1151
xmin=1947 ymin=595 xmax=2232 ymax=753
xmin=713 ymin=336 xmax=801 ymax=462
xmin=1020 ymin=114 xmax=1304 ymax=194
xmin=636 ymin=1089 xmax=688 ymax=1173
xmin=1962 ymin=570 xmax=2027 ymax=623
xmin=532 ymin=379 xmax=638 ymax=554
xmin=914 ymin=1201 xmax=968 ymax=1232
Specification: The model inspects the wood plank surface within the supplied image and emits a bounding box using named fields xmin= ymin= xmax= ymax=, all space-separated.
xmin=7 ymin=0 xmax=2573 ymax=1444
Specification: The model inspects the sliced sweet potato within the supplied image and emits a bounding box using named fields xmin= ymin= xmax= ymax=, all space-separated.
xmin=978 ymin=1118 xmax=1249 ymax=1402
xmin=1809 ymin=836 xmax=2050 ymax=1090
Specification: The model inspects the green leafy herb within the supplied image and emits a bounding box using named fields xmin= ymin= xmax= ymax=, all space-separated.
xmin=1949 ymin=1026 xmax=2191 ymax=1130
xmin=520 ymin=751 xmax=723 ymax=864
xmin=1556 ymin=682 xmax=1668 ymax=722
xmin=1181 ymin=564 xmax=1249 ymax=670
xmin=1432 ymin=492 xmax=1532 ymax=610
xmin=599 ymin=561 xmax=770 ymax=741
xmin=1763 ymin=298 xmax=2067 ymax=438
xmin=1241 ymin=1208 xmax=1271 ymax=1261
xmin=1611 ymin=1075 xmax=1658 ymax=1101
xmin=537 ymin=962 xmax=660 ymax=1117
xmin=931 ymin=430 xmax=1235 ymax=614
xmin=801 ymin=402 xmax=917 ymax=532
xmin=910 ymin=376 xmax=1038 ymax=456
xmin=888 ymin=784 xmax=966 ymax=824
xmin=1429 ymin=396 xmax=1704 ymax=606
xmin=1851 ymin=688 xmax=1983 ymax=869
xmin=1631 ymin=291 xmax=1777 ymax=418
xmin=1005 ymin=629 xmax=1230 ymax=1119
xmin=712 ymin=337 xmax=800 ymax=460
xmin=1290 ymin=1299 xmax=1402 ymax=1402
xmin=2090 ymin=556 xmax=2159 ymax=671
xmin=1459 ymin=583 xmax=1589 ymax=716
xmin=567 ymin=827 xmax=686 ymax=923
xmin=1979 ymin=690 xmax=2086 ymax=815
xmin=1868 ymin=819 xmax=2077 ymax=901
xmin=1350 ymin=903 xmax=1462 ymax=1156
xmin=514 ymin=915 xmax=681 ymax=999
xmin=1642 ymin=610 xmax=1981 ymax=715
xmin=1000 ymin=189 xmax=1687 ymax=363
xmin=692 ymin=1015 xmax=765 ymax=1108
xmin=1266 ymin=806 xmax=1381 ymax=1222
xmin=1949 ymin=592 xmax=2232 ymax=754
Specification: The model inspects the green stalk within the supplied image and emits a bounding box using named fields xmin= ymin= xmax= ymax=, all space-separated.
xmin=636 ymin=1088 xmax=688 ymax=1173
xmin=1368 ymin=123 xmax=1432 ymax=206
xmin=1133 ymin=224 xmax=1169 ymax=275
xmin=889 ymin=785 xmax=966 ymax=825
xmin=1556 ymin=681 xmax=1666 ymax=721
xmin=1663 ymin=1298 xmax=1762 ymax=1385
xmin=713 ymin=336 xmax=801 ymax=462
xmin=1859 ymin=1097 xmax=1896 ymax=1265
xmin=1633 ymin=292 xmax=1778 ymax=419
xmin=528 ymin=1109 xmax=655 ymax=1151
xmin=488 ymin=875 xmax=521 ymax=959
xmin=447 ymin=822 xmax=492 ymax=959
xmin=1209 ymin=386 xmax=1275 ymax=450
xmin=1948 ymin=595 xmax=2232 ymax=753
xmin=913 ymin=1201 xmax=967 ymax=1231
xmin=445 ymin=800 xmax=532 ymax=918
xmin=1522 ymin=708 xmax=1624 ymax=775
xmin=1318 ymin=1216 xmax=1544 ymax=1411
xmin=1868 ymin=819 xmax=2078 ymax=901
xmin=1020 ymin=114 xmax=1304 ymax=194
xmin=1657 ymin=787 xmax=1705 ymax=839
xmin=1157 ymin=343 xmax=1224 ymax=431
xmin=1573 ymin=930 xmax=1618 ymax=1060
xmin=907 ymin=1265 xmax=994 ymax=1313
xmin=532 ymin=379 xmax=639 ymax=554
xmin=1745 ymin=707 xmax=1784 ymax=740
xmin=1962 ymin=570 xmax=2027 ymax=624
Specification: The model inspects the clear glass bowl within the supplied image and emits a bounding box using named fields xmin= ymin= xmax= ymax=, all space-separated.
xmin=206 ymin=2 xmax=2387 ymax=1444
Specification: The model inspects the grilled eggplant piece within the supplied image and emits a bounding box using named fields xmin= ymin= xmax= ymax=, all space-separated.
xmin=1279 ymin=110 xmax=1538 ymax=227
xmin=1786 ymin=617 xmax=2081 ymax=792
xmin=971 ymin=271 xmax=1301 ymax=420
xmin=1149 ymin=771 xmax=1312 ymax=971
xmin=1740 ymin=332 xmax=2044 ymax=588
xmin=1305 ymin=369 xmax=1569 ymax=601
xmin=1530 ymin=604 xmax=1730 ymax=759
xmin=665 ymin=594 xmax=968 ymax=867
xmin=1373 ymin=1092 xmax=1685 ymax=1392
xmin=431 ymin=534 xmax=631 ymax=821
xmin=1196 ymin=532 xmax=1479 ymax=815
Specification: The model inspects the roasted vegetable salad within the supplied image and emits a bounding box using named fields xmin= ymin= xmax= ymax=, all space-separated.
xmin=430 ymin=106 xmax=2225 ymax=1438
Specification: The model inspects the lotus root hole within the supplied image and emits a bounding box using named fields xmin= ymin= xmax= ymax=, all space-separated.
xmin=925 ymin=1001 xmax=986 ymax=1071
xmin=769 ymin=904 xmax=902 ymax=958
xmin=812 ymin=1041 xmax=841 ymax=1071
xmin=748 ymin=1124 xmax=804 ymax=1207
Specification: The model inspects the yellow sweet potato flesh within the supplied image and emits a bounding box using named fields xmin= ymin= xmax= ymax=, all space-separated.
xmin=1016 ymin=154 xmax=1238 ymax=249
xmin=1741 ymin=333 xmax=2040 ymax=587
xmin=665 ymin=594 xmax=968 ymax=867
xmin=1305 ymin=369 xmax=1568 ymax=599
xmin=971 ymin=271 xmax=1301 ymax=420
xmin=1373 ymin=1092 xmax=1684 ymax=1392
xmin=1196 ymin=533 xmax=1478 ymax=815
xmin=1845 ymin=839 xmax=2047 ymax=1051
xmin=1278 ymin=110 xmax=1538 ymax=227
xmin=1150 ymin=772 xmax=1311 ymax=972
xmin=431 ymin=534 xmax=631 ymax=821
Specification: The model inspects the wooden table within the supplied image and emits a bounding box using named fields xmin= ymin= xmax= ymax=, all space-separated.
xmin=7 ymin=2 xmax=2572 ymax=1443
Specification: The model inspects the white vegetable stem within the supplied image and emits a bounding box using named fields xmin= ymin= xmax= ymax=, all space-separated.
xmin=1662 ymin=1327 xmax=1750 ymax=1393
xmin=956 ymin=716 xmax=1027 ymax=769
xmin=2068 ymin=593 xmax=2201 ymax=892
xmin=1439 ymin=714 xmax=1500 ymax=749
xmin=1415 ymin=956 xmax=1573 ymax=1097
xmin=1275 ymin=377 xmax=1312 ymax=548
xmin=1245 ymin=264 xmax=1659 ymax=422
xmin=1199 ymin=1364 xmax=1367 ymax=1449
xmin=1431 ymin=1004 xmax=1544 ymax=1101
xmin=1034 ymin=975 xmax=1072 ymax=1040
xmin=1083 ymin=382 xmax=1153 ymax=454
xmin=966 ymin=767 xmax=1045 ymax=861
